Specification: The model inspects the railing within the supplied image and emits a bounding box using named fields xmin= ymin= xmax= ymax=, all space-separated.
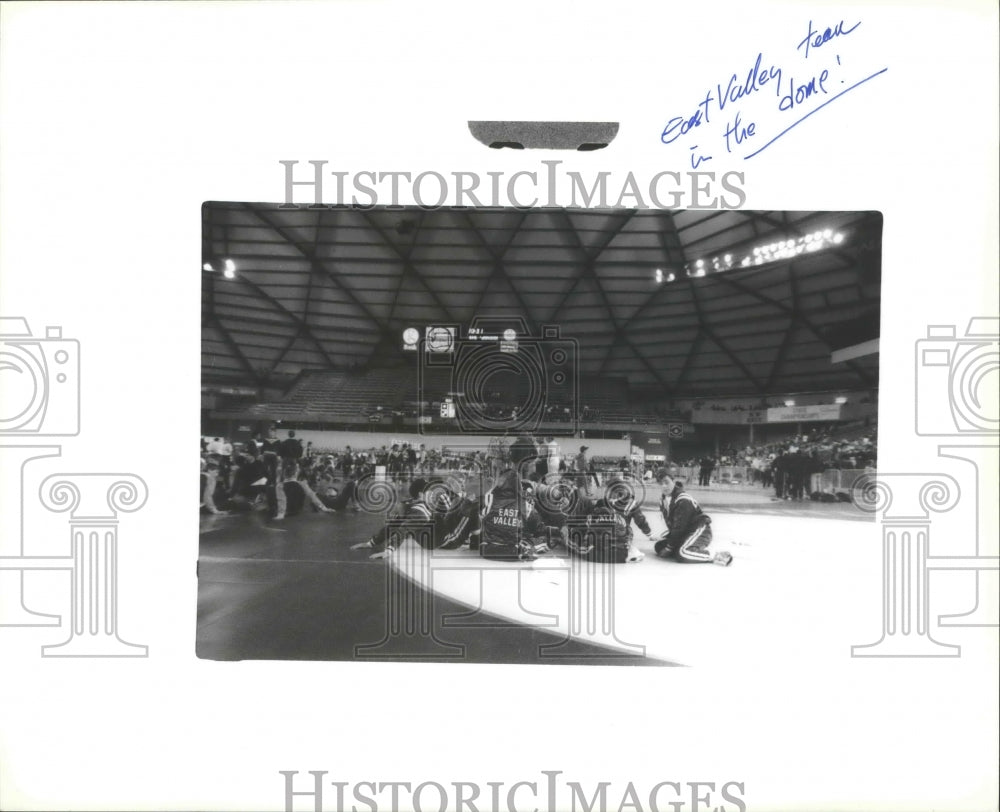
xmin=813 ymin=468 xmax=869 ymax=493
xmin=672 ymin=465 xmax=752 ymax=484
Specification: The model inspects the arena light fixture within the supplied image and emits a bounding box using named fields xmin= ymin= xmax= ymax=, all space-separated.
xmin=784 ymin=399 xmax=796 ymax=406
xmin=202 ymin=262 xmax=214 ymax=272
xmin=835 ymin=396 xmax=848 ymax=404
xmin=223 ymin=258 xmax=237 ymax=279
xmin=706 ymin=228 xmax=848 ymax=274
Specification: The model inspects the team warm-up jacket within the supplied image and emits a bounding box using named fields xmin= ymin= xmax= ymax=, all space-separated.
xmin=368 ymin=494 xmax=481 ymax=552
xmin=586 ymin=498 xmax=651 ymax=561
xmin=611 ymin=499 xmax=652 ymax=537
xmin=480 ymin=470 xmax=545 ymax=559
xmin=659 ymin=484 xmax=711 ymax=549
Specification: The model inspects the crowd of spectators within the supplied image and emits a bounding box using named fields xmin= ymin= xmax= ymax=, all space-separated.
xmin=671 ymin=424 xmax=877 ymax=499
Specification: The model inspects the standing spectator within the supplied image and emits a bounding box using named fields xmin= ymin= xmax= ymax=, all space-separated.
xmin=787 ymin=447 xmax=808 ymax=501
xmin=278 ymin=430 xmax=304 ymax=483
xmin=388 ymin=444 xmax=402 ymax=482
xmin=260 ymin=427 xmax=286 ymax=519
xmin=533 ymin=437 xmax=548 ymax=481
xmin=545 ymin=436 xmax=560 ymax=476
xmin=588 ymin=450 xmax=601 ymax=490
xmin=342 ymin=446 xmax=353 ymax=478
xmin=218 ymin=437 xmax=234 ymax=490
xmin=405 ymin=443 xmax=417 ymax=480
xmin=698 ymin=456 xmax=715 ymax=487
xmin=772 ymin=449 xmax=788 ymax=499
xmin=200 ymin=451 xmax=224 ymax=515
xmin=574 ymin=445 xmax=593 ymax=495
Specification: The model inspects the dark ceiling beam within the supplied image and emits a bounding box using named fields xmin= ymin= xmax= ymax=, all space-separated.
xmin=665 ymin=209 xmax=764 ymax=393
xmin=709 ymin=268 xmax=875 ymax=387
xmin=468 ymin=210 xmax=531 ymax=317
xmin=240 ymin=204 xmax=403 ymax=353
xmin=265 ymin=208 xmax=328 ymax=377
xmin=655 ymin=210 xmax=701 ymax=395
xmin=367 ymin=210 xmax=431 ymax=367
xmin=673 ymin=330 xmax=706 ymax=391
xmin=457 ymin=209 xmax=540 ymax=333
xmin=672 ymin=210 xmax=729 ymax=235
xmin=681 ymin=318 xmax=762 ymax=391
xmin=203 ymin=314 xmax=262 ymax=385
xmin=221 ymin=271 xmax=337 ymax=370
xmin=357 ymin=209 xmax=461 ymax=325
xmin=386 ymin=209 xmax=427 ymax=324
xmin=623 ymin=210 xmax=694 ymax=329
xmin=203 ymin=324 xmax=378 ymax=346
xmin=546 ymin=209 xmax=637 ymax=324
xmin=764 ymin=265 xmax=800 ymax=392
xmin=555 ymin=210 xmax=670 ymax=391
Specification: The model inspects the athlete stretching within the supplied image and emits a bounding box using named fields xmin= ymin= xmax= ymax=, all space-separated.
xmin=654 ymin=474 xmax=733 ymax=566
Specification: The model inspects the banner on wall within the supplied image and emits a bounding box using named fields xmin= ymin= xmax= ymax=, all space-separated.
xmin=766 ymin=404 xmax=842 ymax=423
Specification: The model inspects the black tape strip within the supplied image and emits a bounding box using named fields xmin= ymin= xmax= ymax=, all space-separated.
xmin=468 ymin=121 xmax=619 ymax=151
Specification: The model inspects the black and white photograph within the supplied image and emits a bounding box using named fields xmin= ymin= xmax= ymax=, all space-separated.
xmin=198 ymin=205 xmax=882 ymax=666
xmin=2 ymin=2 xmax=996 ymax=810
